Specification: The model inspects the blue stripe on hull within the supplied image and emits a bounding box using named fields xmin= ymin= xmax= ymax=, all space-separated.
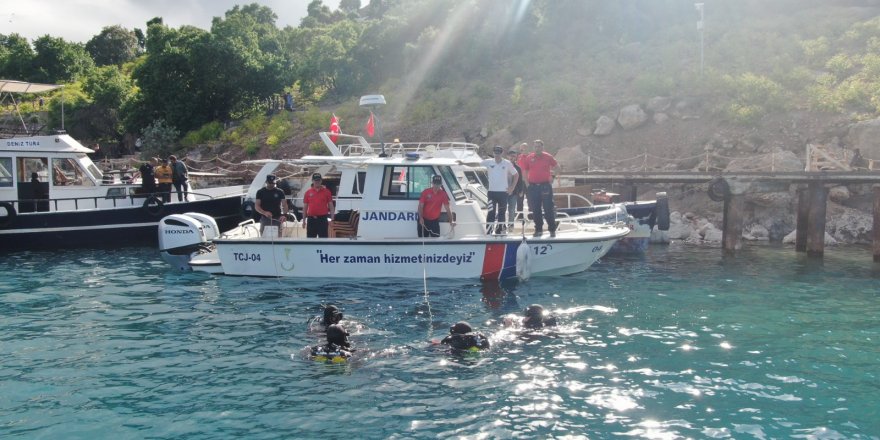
xmin=499 ymin=241 xmax=521 ymax=281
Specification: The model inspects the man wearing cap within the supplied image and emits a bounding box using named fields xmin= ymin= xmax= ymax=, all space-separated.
xmin=155 ymin=158 xmax=173 ymax=203
xmin=302 ymin=173 xmax=334 ymax=238
xmin=480 ymin=146 xmax=519 ymax=234
xmin=256 ymin=174 xmax=288 ymax=237
xmin=418 ymin=175 xmax=454 ymax=237
xmin=521 ymin=139 xmax=559 ymax=237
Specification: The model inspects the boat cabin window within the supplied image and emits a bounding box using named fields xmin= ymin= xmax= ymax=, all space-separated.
xmin=0 ymin=157 xmax=12 ymax=187
xmin=381 ymin=165 xmax=435 ymax=199
xmin=351 ymin=171 xmax=367 ymax=195
xmin=52 ymin=158 xmax=94 ymax=186
xmin=17 ymin=157 xmax=48 ymax=183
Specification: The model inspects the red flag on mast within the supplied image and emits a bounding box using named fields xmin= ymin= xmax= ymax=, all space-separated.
xmin=329 ymin=114 xmax=340 ymax=143
xmin=365 ymin=112 xmax=375 ymax=137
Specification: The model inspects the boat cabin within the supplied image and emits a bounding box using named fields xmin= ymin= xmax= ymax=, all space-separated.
xmin=244 ymin=154 xmax=487 ymax=239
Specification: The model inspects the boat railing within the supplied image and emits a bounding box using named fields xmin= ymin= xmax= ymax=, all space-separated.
xmin=336 ymin=140 xmax=480 ymax=158
xmin=6 ymin=191 xmax=223 ymax=213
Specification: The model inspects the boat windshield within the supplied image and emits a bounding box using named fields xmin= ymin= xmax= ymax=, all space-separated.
xmin=53 ymin=158 xmax=94 ymax=186
xmin=437 ymin=166 xmax=465 ymax=201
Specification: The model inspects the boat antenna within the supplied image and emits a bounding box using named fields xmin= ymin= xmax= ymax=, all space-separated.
xmin=359 ymin=95 xmax=386 ymax=157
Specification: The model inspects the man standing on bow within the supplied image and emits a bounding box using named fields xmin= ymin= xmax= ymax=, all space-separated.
xmin=255 ymin=174 xmax=288 ymax=237
xmin=302 ymin=173 xmax=334 ymax=238
xmin=521 ymin=139 xmax=559 ymax=237
xmin=480 ymin=145 xmax=519 ymax=234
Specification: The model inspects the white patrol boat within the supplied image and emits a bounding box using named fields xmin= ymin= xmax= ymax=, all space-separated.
xmin=158 ymin=153 xmax=630 ymax=280
xmin=0 ymin=80 xmax=245 ymax=250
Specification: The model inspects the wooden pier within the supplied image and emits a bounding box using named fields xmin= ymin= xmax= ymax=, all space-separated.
xmin=561 ymin=171 xmax=880 ymax=261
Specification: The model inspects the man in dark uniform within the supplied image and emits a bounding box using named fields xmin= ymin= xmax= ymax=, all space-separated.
xmin=138 ymin=161 xmax=156 ymax=194
xmin=255 ymin=174 xmax=288 ymax=237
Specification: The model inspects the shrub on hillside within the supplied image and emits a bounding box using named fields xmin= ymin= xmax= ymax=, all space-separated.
xmin=299 ymin=106 xmax=332 ymax=133
xmin=181 ymin=121 xmax=224 ymax=147
xmin=800 ymin=37 xmax=830 ymax=67
xmin=826 ymin=54 xmax=855 ymax=80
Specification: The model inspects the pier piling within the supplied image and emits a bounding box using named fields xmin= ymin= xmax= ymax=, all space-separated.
xmin=796 ymin=187 xmax=809 ymax=253
xmin=722 ymin=194 xmax=744 ymax=253
xmin=874 ymin=185 xmax=880 ymax=262
xmin=806 ymin=183 xmax=828 ymax=258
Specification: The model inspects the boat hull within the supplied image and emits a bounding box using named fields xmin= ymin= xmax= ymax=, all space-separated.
xmin=213 ymin=232 xmax=623 ymax=280
xmin=1 ymin=196 xmax=243 ymax=250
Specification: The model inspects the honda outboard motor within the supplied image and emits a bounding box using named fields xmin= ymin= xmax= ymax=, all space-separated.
xmin=159 ymin=214 xmax=210 ymax=271
xmin=655 ymin=192 xmax=670 ymax=231
xmin=183 ymin=212 xmax=220 ymax=241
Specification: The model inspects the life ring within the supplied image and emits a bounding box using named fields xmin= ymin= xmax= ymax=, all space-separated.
xmin=707 ymin=177 xmax=730 ymax=202
xmin=0 ymin=202 xmax=16 ymax=228
xmin=142 ymin=196 xmax=164 ymax=217
xmin=241 ymin=200 xmax=256 ymax=220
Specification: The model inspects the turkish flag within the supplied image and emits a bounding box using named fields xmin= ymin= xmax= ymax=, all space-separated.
xmin=329 ymin=114 xmax=340 ymax=143
xmin=365 ymin=112 xmax=375 ymax=137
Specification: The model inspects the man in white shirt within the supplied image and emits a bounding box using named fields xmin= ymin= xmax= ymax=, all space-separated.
xmin=480 ymin=145 xmax=520 ymax=234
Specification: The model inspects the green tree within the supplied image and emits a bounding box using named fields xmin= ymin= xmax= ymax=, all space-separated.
xmin=0 ymin=33 xmax=34 ymax=80
xmin=86 ymin=25 xmax=140 ymax=66
xmin=31 ymin=36 xmax=95 ymax=83
xmin=140 ymin=119 xmax=179 ymax=159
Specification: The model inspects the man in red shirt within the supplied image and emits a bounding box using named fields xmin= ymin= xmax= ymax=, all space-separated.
xmin=302 ymin=173 xmax=335 ymax=238
xmin=521 ymin=139 xmax=559 ymax=237
xmin=418 ymin=174 xmax=455 ymax=237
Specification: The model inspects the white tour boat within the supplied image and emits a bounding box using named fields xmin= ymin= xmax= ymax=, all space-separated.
xmin=0 ymin=80 xmax=245 ymax=250
xmin=158 ymin=153 xmax=630 ymax=280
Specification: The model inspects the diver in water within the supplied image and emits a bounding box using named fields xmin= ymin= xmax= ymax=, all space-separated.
xmin=504 ymin=304 xmax=558 ymax=329
xmin=440 ymin=321 xmax=490 ymax=352
xmin=308 ymin=304 xmax=344 ymax=332
xmin=523 ymin=304 xmax=558 ymax=329
xmin=310 ymin=324 xmax=353 ymax=363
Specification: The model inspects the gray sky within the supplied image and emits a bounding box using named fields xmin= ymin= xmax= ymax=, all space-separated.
xmin=4 ymin=0 xmax=342 ymax=43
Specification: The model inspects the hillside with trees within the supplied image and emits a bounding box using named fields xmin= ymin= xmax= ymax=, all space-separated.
xmin=4 ymin=1 xmax=880 ymax=173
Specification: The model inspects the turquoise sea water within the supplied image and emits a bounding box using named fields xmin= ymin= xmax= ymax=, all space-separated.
xmin=1 ymin=243 xmax=878 ymax=439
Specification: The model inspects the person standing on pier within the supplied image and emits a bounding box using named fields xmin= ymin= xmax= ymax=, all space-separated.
xmin=521 ymin=140 xmax=559 ymax=237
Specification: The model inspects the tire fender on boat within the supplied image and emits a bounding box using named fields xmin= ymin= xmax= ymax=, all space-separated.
xmin=516 ymin=237 xmax=532 ymax=281
xmin=0 ymin=201 xmax=16 ymax=227
xmin=707 ymin=177 xmax=730 ymax=202
xmin=655 ymin=192 xmax=670 ymax=231
xmin=143 ymin=196 xmax=165 ymax=217
xmin=240 ymin=200 xmax=256 ymax=220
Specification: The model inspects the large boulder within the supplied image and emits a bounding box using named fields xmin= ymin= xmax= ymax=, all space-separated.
xmin=617 ymin=104 xmax=648 ymax=130
xmin=594 ymin=115 xmax=616 ymax=136
xmin=782 ymin=230 xmax=839 ymax=246
xmin=646 ymin=96 xmax=672 ymax=112
xmin=554 ymin=146 xmax=589 ymax=172
xmin=846 ymin=118 xmax=880 ymax=158
xmin=827 ymin=204 xmax=873 ymax=243
xmin=828 ymin=185 xmax=850 ymax=203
